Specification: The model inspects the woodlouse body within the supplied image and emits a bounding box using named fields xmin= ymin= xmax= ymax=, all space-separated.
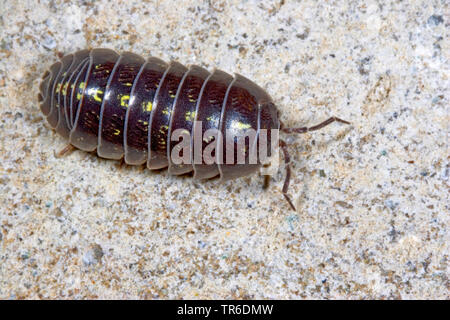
xmin=39 ymin=48 xmax=279 ymax=181
xmin=39 ymin=48 xmax=350 ymax=210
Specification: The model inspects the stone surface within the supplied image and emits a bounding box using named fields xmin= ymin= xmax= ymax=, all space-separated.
xmin=0 ymin=0 xmax=448 ymax=299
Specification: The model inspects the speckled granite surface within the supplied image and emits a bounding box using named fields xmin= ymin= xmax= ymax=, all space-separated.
xmin=0 ymin=0 xmax=448 ymax=299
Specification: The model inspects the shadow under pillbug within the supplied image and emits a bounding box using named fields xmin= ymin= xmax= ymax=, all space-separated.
xmin=38 ymin=48 xmax=350 ymax=210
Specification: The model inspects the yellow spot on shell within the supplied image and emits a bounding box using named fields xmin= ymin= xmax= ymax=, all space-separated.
xmin=162 ymin=109 xmax=170 ymax=115
xmin=125 ymin=82 xmax=132 ymax=87
xmin=62 ymin=82 xmax=69 ymax=95
xmin=142 ymin=101 xmax=152 ymax=112
xmin=55 ymin=83 xmax=62 ymax=93
xmin=113 ymin=129 xmax=120 ymax=135
xmin=137 ymin=120 xmax=149 ymax=125
xmin=92 ymin=89 xmax=103 ymax=102
xmin=233 ymin=121 xmax=251 ymax=130
xmin=76 ymin=82 xmax=86 ymax=100
xmin=185 ymin=111 xmax=196 ymax=121
xmin=120 ymin=95 xmax=130 ymax=107
xmin=159 ymin=125 xmax=169 ymax=134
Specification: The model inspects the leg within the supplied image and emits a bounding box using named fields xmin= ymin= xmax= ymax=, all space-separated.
xmin=281 ymin=116 xmax=350 ymax=134
xmin=262 ymin=163 xmax=272 ymax=190
xmin=115 ymin=157 xmax=126 ymax=169
xmin=54 ymin=144 xmax=75 ymax=158
xmin=279 ymin=139 xmax=296 ymax=211
xmin=263 ymin=175 xmax=271 ymax=190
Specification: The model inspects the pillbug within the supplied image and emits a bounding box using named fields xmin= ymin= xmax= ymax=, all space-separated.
xmin=38 ymin=48 xmax=350 ymax=210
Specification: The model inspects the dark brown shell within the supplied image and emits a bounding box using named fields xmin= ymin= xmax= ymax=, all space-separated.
xmin=39 ymin=48 xmax=280 ymax=180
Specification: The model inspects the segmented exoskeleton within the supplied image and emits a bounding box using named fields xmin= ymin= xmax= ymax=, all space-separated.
xmin=39 ymin=48 xmax=349 ymax=210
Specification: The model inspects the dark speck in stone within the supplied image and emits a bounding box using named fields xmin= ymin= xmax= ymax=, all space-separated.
xmin=14 ymin=112 xmax=23 ymax=120
xmin=388 ymin=227 xmax=400 ymax=242
xmin=296 ymin=28 xmax=309 ymax=40
xmin=284 ymin=63 xmax=290 ymax=73
xmin=358 ymin=57 xmax=371 ymax=75
xmin=406 ymin=261 xmax=417 ymax=272
xmin=21 ymin=251 xmax=30 ymax=260
xmin=198 ymin=240 xmax=207 ymax=248
xmin=385 ymin=199 xmax=397 ymax=210
xmin=0 ymin=39 xmax=9 ymax=50
xmin=427 ymin=15 xmax=443 ymax=26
